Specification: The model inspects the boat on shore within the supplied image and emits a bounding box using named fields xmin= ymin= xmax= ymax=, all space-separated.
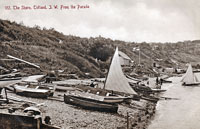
xmin=13 ymin=82 xmax=55 ymax=98
xmin=100 ymin=47 xmax=139 ymax=102
xmin=75 ymin=47 xmax=139 ymax=104
xmin=63 ymin=47 xmax=138 ymax=113
xmin=130 ymin=83 xmax=153 ymax=95
xmin=151 ymin=88 xmax=167 ymax=93
xmin=77 ymin=85 xmax=136 ymax=103
xmin=64 ymin=94 xmax=118 ymax=113
xmin=181 ymin=64 xmax=200 ymax=86
xmin=0 ymin=77 xmax=22 ymax=81
xmin=161 ymin=79 xmax=172 ymax=83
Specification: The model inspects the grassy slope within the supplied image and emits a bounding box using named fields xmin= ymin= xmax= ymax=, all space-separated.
xmin=0 ymin=19 xmax=200 ymax=77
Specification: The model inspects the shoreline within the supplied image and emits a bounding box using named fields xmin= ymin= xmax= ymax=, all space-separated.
xmin=7 ymin=94 xmax=158 ymax=129
xmin=0 ymin=79 xmax=158 ymax=129
xmin=0 ymin=91 xmax=158 ymax=129
xmin=127 ymin=101 xmax=157 ymax=129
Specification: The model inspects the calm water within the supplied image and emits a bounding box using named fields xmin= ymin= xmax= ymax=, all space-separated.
xmin=148 ymin=73 xmax=200 ymax=129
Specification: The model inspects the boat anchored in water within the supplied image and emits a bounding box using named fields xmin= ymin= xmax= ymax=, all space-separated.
xmin=181 ymin=64 xmax=200 ymax=86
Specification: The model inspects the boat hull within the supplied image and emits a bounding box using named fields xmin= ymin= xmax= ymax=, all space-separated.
xmin=162 ymin=80 xmax=172 ymax=83
xmin=151 ymin=89 xmax=166 ymax=93
xmin=77 ymin=86 xmax=140 ymax=102
xmin=182 ymin=82 xmax=200 ymax=86
xmin=14 ymin=85 xmax=51 ymax=98
xmin=103 ymin=96 xmax=133 ymax=103
xmin=103 ymin=96 xmax=125 ymax=103
xmin=0 ymin=98 xmax=9 ymax=104
xmin=64 ymin=94 xmax=118 ymax=113
xmin=0 ymin=77 xmax=22 ymax=81
xmin=15 ymin=91 xmax=49 ymax=98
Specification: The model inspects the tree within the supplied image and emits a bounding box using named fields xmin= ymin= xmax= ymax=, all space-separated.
xmin=89 ymin=42 xmax=113 ymax=61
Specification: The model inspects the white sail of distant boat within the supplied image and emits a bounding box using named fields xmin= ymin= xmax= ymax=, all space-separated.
xmin=104 ymin=47 xmax=137 ymax=95
xmin=181 ymin=64 xmax=200 ymax=85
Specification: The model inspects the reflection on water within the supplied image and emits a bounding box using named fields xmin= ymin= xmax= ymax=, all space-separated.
xmin=148 ymin=73 xmax=200 ymax=129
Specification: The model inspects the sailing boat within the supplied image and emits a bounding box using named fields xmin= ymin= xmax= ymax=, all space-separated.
xmin=102 ymin=47 xmax=138 ymax=103
xmin=181 ymin=64 xmax=200 ymax=86
xmin=64 ymin=47 xmax=137 ymax=112
xmin=76 ymin=47 xmax=139 ymax=103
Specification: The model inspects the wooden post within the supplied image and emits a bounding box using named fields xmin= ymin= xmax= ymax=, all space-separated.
xmin=127 ymin=112 xmax=129 ymax=129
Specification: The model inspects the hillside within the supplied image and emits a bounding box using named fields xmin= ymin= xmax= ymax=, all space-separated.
xmin=0 ymin=19 xmax=200 ymax=78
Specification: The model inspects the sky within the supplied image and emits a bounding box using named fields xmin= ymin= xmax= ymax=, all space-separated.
xmin=0 ymin=0 xmax=200 ymax=43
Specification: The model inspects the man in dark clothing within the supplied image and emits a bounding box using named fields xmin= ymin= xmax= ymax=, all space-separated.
xmin=160 ymin=78 xmax=163 ymax=85
xmin=156 ymin=77 xmax=159 ymax=85
xmin=90 ymin=82 xmax=95 ymax=88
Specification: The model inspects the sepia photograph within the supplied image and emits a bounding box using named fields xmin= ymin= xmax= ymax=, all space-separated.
xmin=0 ymin=0 xmax=200 ymax=129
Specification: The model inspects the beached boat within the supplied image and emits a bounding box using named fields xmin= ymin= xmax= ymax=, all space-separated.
xmin=64 ymin=47 xmax=138 ymax=112
xmin=13 ymin=82 xmax=55 ymax=98
xmin=130 ymin=83 xmax=153 ymax=94
xmin=151 ymin=89 xmax=167 ymax=93
xmin=102 ymin=47 xmax=139 ymax=102
xmin=0 ymin=77 xmax=22 ymax=81
xmin=181 ymin=64 xmax=200 ymax=86
xmin=76 ymin=47 xmax=138 ymax=103
xmin=161 ymin=79 xmax=172 ymax=83
xmin=64 ymin=94 xmax=118 ymax=113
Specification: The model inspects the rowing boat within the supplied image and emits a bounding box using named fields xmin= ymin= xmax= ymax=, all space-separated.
xmin=64 ymin=94 xmax=118 ymax=113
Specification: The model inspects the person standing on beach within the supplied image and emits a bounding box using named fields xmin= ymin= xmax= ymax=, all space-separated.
xmin=90 ymin=81 xmax=95 ymax=88
xmin=160 ymin=78 xmax=163 ymax=85
xmin=156 ymin=77 xmax=159 ymax=85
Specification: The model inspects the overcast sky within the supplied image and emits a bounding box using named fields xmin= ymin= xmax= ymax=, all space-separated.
xmin=0 ymin=0 xmax=199 ymax=43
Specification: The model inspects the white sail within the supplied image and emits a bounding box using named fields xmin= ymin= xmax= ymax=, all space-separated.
xmin=104 ymin=47 xmax=137 ymax=95
xmin=181 ymin=64 xmax=199 ymax=85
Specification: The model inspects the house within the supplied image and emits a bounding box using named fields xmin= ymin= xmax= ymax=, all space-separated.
xmin=176 ymin=68 xmax=185 ymax=74
xmin=118 ymin=51 xmax=133 ymax=66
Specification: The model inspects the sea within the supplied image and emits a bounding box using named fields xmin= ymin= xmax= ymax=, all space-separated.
xmin=148 ymin=73 xmax=200 ymax=129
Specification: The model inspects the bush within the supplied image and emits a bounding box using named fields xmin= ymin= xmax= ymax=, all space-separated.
xmin=89 ymin=42 xmax=113 ymax=61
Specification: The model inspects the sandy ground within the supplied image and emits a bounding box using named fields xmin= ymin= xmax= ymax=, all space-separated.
xmin=0 ymin=79 xmax=157 ymax=129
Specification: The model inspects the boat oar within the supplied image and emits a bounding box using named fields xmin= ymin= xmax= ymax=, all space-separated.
xmin=48 ymin=97 xmax=64 ymax=102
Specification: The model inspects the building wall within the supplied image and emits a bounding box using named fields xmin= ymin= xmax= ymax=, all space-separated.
xmin=119 ymin=57 xmax=130 ymax=66
xmin=165 ymin=68 xmax=175 ymax=73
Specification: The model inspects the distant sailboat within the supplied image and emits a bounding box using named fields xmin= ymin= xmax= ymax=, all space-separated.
xmin=181 ymin=64 xmax=200 ymax=86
